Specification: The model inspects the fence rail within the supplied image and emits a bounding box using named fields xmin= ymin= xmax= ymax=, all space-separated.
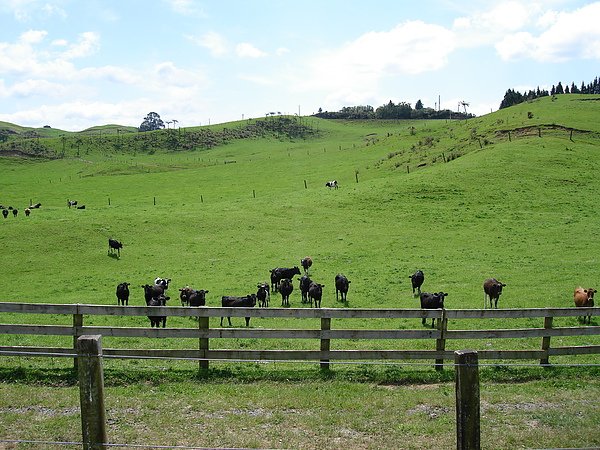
xmin=0 ymin=302 xmax=598 ymax=370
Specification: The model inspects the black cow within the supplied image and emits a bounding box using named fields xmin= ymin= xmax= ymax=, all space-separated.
xmin=12 ymin=208 xmax=17 ymax=217
xmin=279 ymin=278 xmax=293 ymax=307
xmin=179 ymin=286 xmax=209 ymax=307
xmin=308 ymin=282 xmax=324 ymax=308
xmin=409 ymin=270 xmax=425 ymax=296
xmin=147 ymin=294 xmax=170 ymax=328
xmin=24 ymin=208 xmax=31 ymax=217
xmin=483 ymin=278 xmax=506 ymax=309
xmin=30 ymin=203 xmax=41 ymax=209
xmin=108 ymin=238 xmax=123 ymax=257
xmin=269 ymin=266 xmax=301 ymax=292
xmin=256 ymin=283 xmax=270 ymax=307
xmin=116 ymin=282 xmax=130 ymax=306
xmin=76 ymin=205 xmax=86 ymax=209
xmin=325 ymin=180 xmax=338 ymax=189
xmin=2 ymin=209 xmax=7 ymax=219
xmin=220 ymin=294 xmax=257 ymax=327
xmin=299 ymin=275 xmax=312 ymax=304
xmin=142 ymin=284 xmax=165 ymax=303
xmin=301 ymin=256 xmax=313 ymax=274
xmin=419 ymin=292 xmax=448 ymax=328
xmin=335 ymin=274 xmax=351 ymax=302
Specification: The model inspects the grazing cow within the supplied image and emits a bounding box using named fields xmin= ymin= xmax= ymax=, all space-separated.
xmin=256 ymin=283 xmax=270 ymax=308
xmin=483 ymin=278 xmax=506 ymax=309
xmin=574 ymin=287 xmax=596 ymax=324
xmin=67 ymin=200 xmax=77 ymax=208
xmin=76 ymin=205 xmax=86 ymax=209
xmin=30 ymin=203 xmax=41 ymax=209
xmin=269 ymin=266 xmax=301 ymax=292
xmin=409 ymin=270 xmax=425 ymax=296
xmin=419 ymin=292 xmax=448 ymax=328
xmin=147 ymin=294 xmax=170 ymax=328
xmin=2 ymin=209 xmax=7 ymax=219
xmin=24 ymin=208 xmax=31 ymax=217
xmin=325 ymin=180 xmax=338 ymax=189
xmin=155 ymin=277 xmax=171 ymax=291
xmin=12 ymin=208 xmax=17 ymax=217
xmin=116 ymin=282 xmax=130 ymax=306
xmin=279 ymin=278 xmax=294 ymax=307
xmin=301 ymin=256 xmax=313 ymax=274
xmin=335 ymin=274 xmax=351 ymax=302
xmin=108 ymin=238 xmax=123 ymax=257
xmin=308 ymin=282 xmax=324 ymax=308
xmin=220 ymin=294 xmax=257 ymax=327
xmin=299 ymin=275 xmax=312 ymax=304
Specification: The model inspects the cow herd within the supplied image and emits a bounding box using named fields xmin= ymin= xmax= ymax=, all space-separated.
xmin=0 ymin=202 xmax=41 ymax=219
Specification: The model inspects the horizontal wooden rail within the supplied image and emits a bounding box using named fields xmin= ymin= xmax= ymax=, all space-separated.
xmin=0 ymin=302 xmax=598 ymax=370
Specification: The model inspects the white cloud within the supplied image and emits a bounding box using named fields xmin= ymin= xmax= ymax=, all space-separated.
xmin=235 ymin=42 xmax=267 ymax=58
xmin=61 ymin=31 xmax=100 ymax=60
xmin=275 ymin=47 xmax=290 ymax=56
xmin=496 ymin=2 xmax=600 ymax=61
xmin=20 ymin=29 xmax=47 ymax=44
xmin=238 ymin=74 xmax=273 ymax=86
xmin=188 ymin=31 xmax=228 ymax=57
xmin=166 ymin=0 xmax=206 ymax=17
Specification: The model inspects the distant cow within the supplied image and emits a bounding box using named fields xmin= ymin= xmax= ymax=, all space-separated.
xmin=147 ymin=294 xmax=170 ymax=328
xmin=325 ymin=180 xmax=338 ymax=189
xmin=179 ymin=286 xmax=209 ymax=307
xmin=24 ymin=208 xmax=31 ymax=217
xmin=269 ymin=266 xmax=301 ymax=292
xmin=308 ymin=282 xmax=324 ymax=308
xmin=2 ymin=209 xmax=8 ymax=219
xmin=419 ymin=292 xmax=448 ymax=328
xmin=483 ymin=278 xmax=506 ymax=309
xmin=12 ymin=208 xmax=17 ymax=217
xmin=76 ymin=205 xmax=86 ymax=209
xmin=574 ymin=287 xmax=596 ymax=324
xmin=409 ymin=270 xmax=425 ymax=296
xmin=220 ymin=294 xmax=257 ymax=327
xmin=335 ymin=274 xmax=350 ymax=302
xmin=67 ymin=200 xmax=77 ymax=208
xmin=279 ymin=278 xmax=293 ymax=307
xmin=116 ymin=282 xmax=130 ymax=306
xmin=30 ymin=203 xmax=41 ymax=208
xmin=108 ymin=238 xmax=123 ymax=257
xmin=299 ymin=275 xmax=312 ymax=304
xmin=256 ymin=283 xmax=270 ymax=308
xmin=301 ymin=256 xmax=313 ymax=274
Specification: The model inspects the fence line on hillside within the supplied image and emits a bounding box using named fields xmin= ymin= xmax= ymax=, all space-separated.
xmin=0 ymin=302 xmax=598 ymax=372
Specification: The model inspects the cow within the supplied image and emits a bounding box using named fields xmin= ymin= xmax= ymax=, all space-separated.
xmin=269 ymin=266 xmax=301 ymax=292
xmin=299 ymin=275 xmax=312 ymax=304
xmin=483 ymin=278 xmax=506 ymax=309
xmin=2 ymin=209 xmax=7 ymax=219
xmin=108 ymin=238 xmax=123 ymax=257
xmin=12 ymin=208 xmax=17 ymax=217
xmin=308 ymin=282 xmax=324 ymax=308
xmin=67 ymin=200 xmax=77 ymax=208
xmin=116 ymin=282 xmax=130 ymax=306
xmin=335 ymin=274 xmax=351 ymax=302
xmin=24 ymin=208 xmax=31 ymax=217
xmin=155 ymin=278 xmax=171 ymax=291
xmin=409 ymin=270 xmax=425 ymax=296
xmin=256 ymin=283 xmax=270 ymax=308
xmin=220 ymin=294 xmax=257 ymax=327
xmin=279 ymin=278 xmax=294 ymax=307
xmin=419 ymin=292 xmax=448 ymax=328
xmin=147 ymin=294 xmax=170 ymax=328
xmin=325 ymin=180 xmax=338 ymax=189
xmin=179 ymin=286 xmax=209 ymax=307
xmin=142 ymin=284 xmax=165 ymax=303
xmin=574 ymin=287 xmax=596 ymax=324
xmin=30 ymin=203 xmax=41 ymax=209
xmin=76 ymin=205 xmax=86 ymax=209
xmin=301 ymin=256 xmax=313 ymax=274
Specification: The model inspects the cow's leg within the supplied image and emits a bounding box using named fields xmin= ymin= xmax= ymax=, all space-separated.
xmin=245 ymin=317 xmax=250 ymax=327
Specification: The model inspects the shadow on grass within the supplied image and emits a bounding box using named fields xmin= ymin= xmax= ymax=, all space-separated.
xmin=1 ymin=363 xmax=598 ymax=387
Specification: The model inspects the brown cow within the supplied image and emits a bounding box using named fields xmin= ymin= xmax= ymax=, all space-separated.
xmin=483 ymin=278 xmax=506 ymax=309
xmin=574 ymin=287 xmax=596 ymax=324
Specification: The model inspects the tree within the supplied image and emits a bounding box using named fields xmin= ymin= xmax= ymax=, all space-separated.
xmin=415 ymin=99 xmax=424 ymax=110
xmin=139 ymin=112 xmax=165 ymax=132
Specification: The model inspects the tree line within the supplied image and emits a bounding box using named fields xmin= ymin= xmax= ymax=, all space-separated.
xmin=313 ymin=101 xmax=472 ymax=121
xmin=499 ymin=75 xmax=600 ymax=109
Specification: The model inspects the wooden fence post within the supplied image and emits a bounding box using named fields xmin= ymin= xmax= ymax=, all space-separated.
xmin=198 ymin=316 xmax=209 ymax=371
xmin=73 ymin=311 xmax=83 ymax=371
xmin=320 ymin=317 xmax=331 ymax=370
xmin=435 ymin=311 xmax=448 ymax=371
xmin=77 ymin=335 xmax=107 ymax=450
xmin=455 ymin=350 xmax=480 ymax=450
xmin=540 ymin=315 xmax=553 ymax=366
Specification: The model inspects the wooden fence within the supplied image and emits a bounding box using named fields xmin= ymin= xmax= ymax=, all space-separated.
xmin=0 ymin=302 xmax=599 ymax=371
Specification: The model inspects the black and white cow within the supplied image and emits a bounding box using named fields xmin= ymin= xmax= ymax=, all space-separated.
xmin=325 ymin=180 xmax=338 ymax=189
xmin=108 ymin=238 xmax=123 ymax=257
xmin=147 ymin=294 xmax=170 ymax=328
xmin=155 ymin=277 xmax=171 ymax=291
xmin=256 ymin=283 xmax=270 ymax=308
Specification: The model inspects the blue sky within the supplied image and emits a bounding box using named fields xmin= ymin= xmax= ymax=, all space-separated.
xmin=1 ymin=0 xmax=599 ymax=131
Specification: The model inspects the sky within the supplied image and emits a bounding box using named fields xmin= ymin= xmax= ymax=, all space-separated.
xmin=0 ymin=0 xmax=599 ymax=131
